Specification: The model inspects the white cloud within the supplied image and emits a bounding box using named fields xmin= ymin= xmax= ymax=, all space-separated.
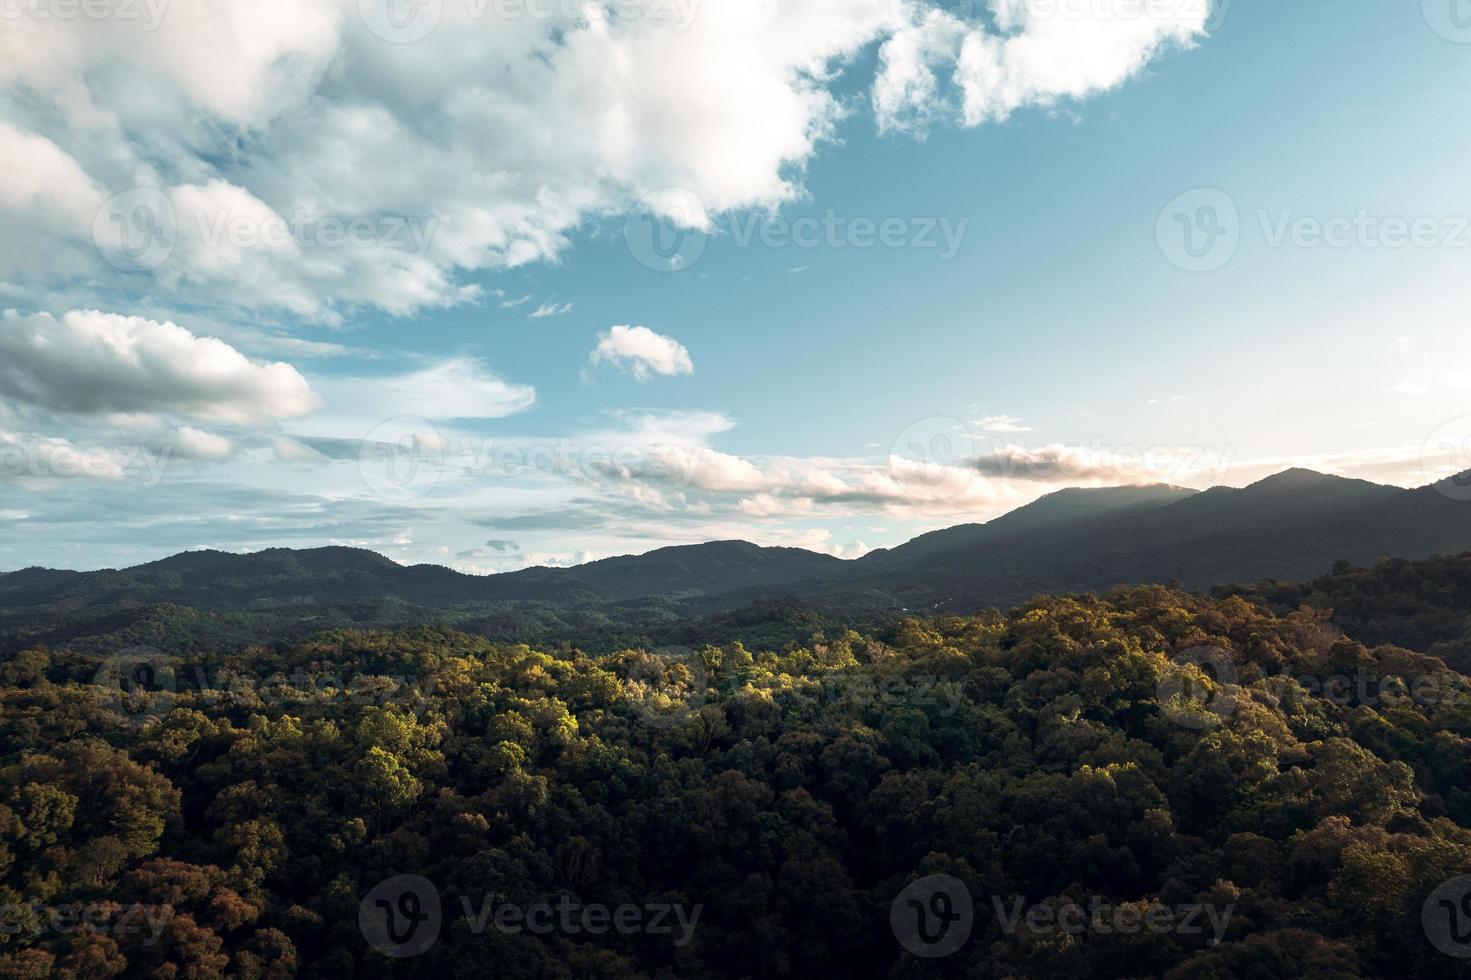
xmin=163 ymin=426 xmax=235 ymax=462
xmin=739 ymin=492 xmax=815 ymax=518
xmin=305 ymin=357 xmax=536 ymax=428
xmin=0 ymin=121 xmax=106 ymax=229
xmin=530 ymin=302 xmax=574 ymax=319
xmin=873 ymin=6 xmax=970 ymax=134
xmin=537 ymin=550 xmax=598 ymax=568
xmin=678 ymin=448 xmax=769 ymax=493
xmin=0 ymin=310 xmax=320 ymax=423
xmin=875 ymin=0 xmax=1211 ymax=132
xmin=977 ymin=414 xmax=1033 ymax=433
xmin=0 ymin=2 xmax=899 ymax=318
xmin=152 ymin=179 xmax=474 ymax=322
xmin=589 ymin=325 xmax=694 ymax=381
xmin=597 ymin=409 xmax=736 ymax=446
xmin=0 ymin=430 xmax=126 ymax=483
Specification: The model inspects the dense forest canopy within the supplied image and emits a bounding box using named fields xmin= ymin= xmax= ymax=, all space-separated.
xmin=3 ymin=555 xmax=1471 ymax=976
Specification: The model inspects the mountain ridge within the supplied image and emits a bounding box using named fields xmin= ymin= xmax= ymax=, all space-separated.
xmin=6 ymin=468 xmax=1471 ymax=619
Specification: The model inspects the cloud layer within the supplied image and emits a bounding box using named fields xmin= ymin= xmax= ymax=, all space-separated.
xmin=0 ymin=0 xmax=1214 ymax=320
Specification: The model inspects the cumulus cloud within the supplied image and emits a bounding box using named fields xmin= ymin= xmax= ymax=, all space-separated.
xmin=875 ymin=0 xmax=1212 ymax=133
xmin=0 ymin=0 xmax=1209 ymax=320
xmin=873 ymin=5 xmax=971 ymax=134
xmin=0 ymin=310 xmax=320 ymax=423
xmin=611 ymin=445 xmax=769 ymax=494
xmin=161 ymin=426 xmax=235 ymax=463
xmin=0 ymin=121 xmax=106 ymax=229
xmin=589 ymin=325 xmax=694 ymax=381
xmin=0 ymin=1 xmax=899 ymax=318
xmin=538 ymin=550 xmax=599 ymax=568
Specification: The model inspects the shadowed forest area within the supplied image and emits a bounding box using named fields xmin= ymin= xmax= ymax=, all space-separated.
xmin=4 ymin=556 xmax=1471 ymax=976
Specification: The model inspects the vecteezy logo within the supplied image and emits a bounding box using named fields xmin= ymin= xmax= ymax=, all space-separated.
xmin=358 ymin=0 xmax=443 ymax=43
xmin=357 ymin=417 xmax=447 ymax=502
xmin=93 ymin=188 xmax=176 ymax=273
xmin=1424 ymin=875 xmax=1471 ymax=957
xmin=93 ymin=647 xmax=177 ymax=728
xmin=1156 ymin=188 xmax=1240 ymax=272
xmin=891 ymin=874 xmax=973 ymax=958
xmin=1424 ymin=0 xmax=1471 ymax=42
xmin=1422 ymin=417 xmax=1471 ymax=501
xmin=1157 ymin=645 xmax=1238 ymax=729
xmin=360 ymin=875 xmax=442 ymax=958
xmin=623 ymin=188 xmax=709 ymax=272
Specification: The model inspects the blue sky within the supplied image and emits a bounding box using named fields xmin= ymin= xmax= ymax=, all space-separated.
xmin=2 ymin=0 xmax=1470 ymax=571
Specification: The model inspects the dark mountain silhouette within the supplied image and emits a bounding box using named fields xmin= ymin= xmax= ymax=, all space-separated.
xmin=548 ymin=541 xmax=846 ymax=601
xmin=859 ymin=483 xmax=1199 ymax=569
xmin=836 ymin=469 xmax=1468 ymax=609
xmin=0 ymin=539 xmax=844 ymax=611
xmin=5 ymin=468 xmax=1471 ymax=619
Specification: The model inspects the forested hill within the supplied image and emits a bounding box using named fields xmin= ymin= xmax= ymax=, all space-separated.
xmin=3 ymin=581 xmax=1471 ymax=975
xmin=1222 ymin=552 xmax=1471 ymax=673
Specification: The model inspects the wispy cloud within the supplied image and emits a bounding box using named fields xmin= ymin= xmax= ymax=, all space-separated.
xmin=530 ymin=302 xmax=574 ymax=319
xmin=976 ymin=415 xmax=1032 ymax=433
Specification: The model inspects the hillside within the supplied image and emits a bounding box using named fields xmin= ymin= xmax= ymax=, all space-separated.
xmin=842 ymin=469 xmax=1471 ymax=609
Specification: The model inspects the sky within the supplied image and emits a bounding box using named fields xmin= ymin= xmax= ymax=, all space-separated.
xmin=2 ymin=0 xmax=1471 ymax=573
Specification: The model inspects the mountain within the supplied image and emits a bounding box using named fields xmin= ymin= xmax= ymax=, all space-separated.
xmin=545 ymin=541 xmax=845 ymax=601
xmin=0 ymin=540 xmax=844 ymax=612
xmin=838 ymin=469 xmax=1471 ymax=608
xmin=859 ymin=484 xmax=1199 ymax=570
xmin=985 ymin=483 xmax=1203 ymax=535
xmin=0 ymin=546 xmax=469 ymax=610
xmin=5 ymin=468 xmax=1471 ymax=635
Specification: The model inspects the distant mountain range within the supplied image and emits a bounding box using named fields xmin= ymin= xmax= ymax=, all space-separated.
xmin=6 ymin=468 xmax=1471 ymax=629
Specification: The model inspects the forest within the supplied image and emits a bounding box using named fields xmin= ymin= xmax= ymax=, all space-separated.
xmin=3 ymin=560 xmax=1471 ymax=977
